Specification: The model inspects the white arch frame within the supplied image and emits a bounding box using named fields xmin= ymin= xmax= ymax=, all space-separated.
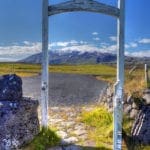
xmin=42 ymin=0 xmax=125 ymax=149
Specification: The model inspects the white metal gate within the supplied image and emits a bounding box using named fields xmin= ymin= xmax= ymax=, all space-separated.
xmin=41 ymin=0 xmax=125 ymax=149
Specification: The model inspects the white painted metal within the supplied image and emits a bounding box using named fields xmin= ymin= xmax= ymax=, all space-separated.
xmin=113 ymin=0 xmax=125 ymax=150
xmin=41 ymin=0 xmax=49 ymax=127
xmin=48 ymin=0 xmax=119 ymax=18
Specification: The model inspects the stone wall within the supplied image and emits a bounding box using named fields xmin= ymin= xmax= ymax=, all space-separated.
xmin=131 ymin=89 xmax=150 ymax=145
xmin=131 ymin=105 xmax=150 ymax=145
xmin=100 ymin=84 xmax=150 ymax=145
xmin=100 ymin=84 xmax=141 ymax=119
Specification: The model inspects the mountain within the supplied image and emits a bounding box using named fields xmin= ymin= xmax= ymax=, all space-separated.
xmin=20 ymin=51 xmax=117 ymax=64
xmin=20 ymin=50 xmax=150 ymax=65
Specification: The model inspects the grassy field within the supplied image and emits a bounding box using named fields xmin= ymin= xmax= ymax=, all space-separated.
xmin=0 ymin=62 xmax=147 ymax=94
xmin=0 ymin=63 xmax=116 ymax=77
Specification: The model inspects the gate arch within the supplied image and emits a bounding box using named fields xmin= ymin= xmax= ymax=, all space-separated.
xmin=41 ymin=0 xmax=125 ymax=149
xmin=48 ymin=0 xmax=119 ymax=17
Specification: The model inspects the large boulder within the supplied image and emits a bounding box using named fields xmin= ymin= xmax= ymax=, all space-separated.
xmin=0 ymin=98 xmax=39 ymax=149
xmin=0 ymin=74 xmax=22 ymax=101
xmin=0 ymin=74 xmax=39 ymax=149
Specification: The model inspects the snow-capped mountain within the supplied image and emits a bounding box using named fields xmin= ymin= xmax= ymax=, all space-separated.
xmin=20 ymin=51 xmax=117 ymax=64
xmin=20 ymin=50 xmax=150 ymax=65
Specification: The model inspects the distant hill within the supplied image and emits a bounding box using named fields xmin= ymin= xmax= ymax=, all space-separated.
xmin=20 ymin=50 xmax=150 ymax=65
xmin=20 ymin=51 xmax=117 ymax=64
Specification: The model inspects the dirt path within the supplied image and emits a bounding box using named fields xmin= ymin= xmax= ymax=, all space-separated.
xmin=22 ymin=73 xmax=107 ymax=149
xmin=47 ymin=106 xmax=97 ymax=150
xmin=22 ymin=73 xmax=107 ymax=106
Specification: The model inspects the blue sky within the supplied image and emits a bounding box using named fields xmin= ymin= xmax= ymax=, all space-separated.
xmin=0 ymin=0 xmax=150 ymax=61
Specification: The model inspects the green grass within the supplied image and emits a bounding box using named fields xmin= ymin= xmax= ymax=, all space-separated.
xmin=50 ymin=64 xmax=116 ymax=75
xmin=81 ymin=107 xmax=113 ymax=149
xmin=147 ymin=81 xmax=150 ymax=88
xmin=0 ymin=63 xmax=41 ymax=77
xmin=81 ymin=106 xmax=142 ymax=150
xmin=0 ymin=63 xmax=116 ymax=80
xmin=23 ymin=127 xmax=60 ymax=150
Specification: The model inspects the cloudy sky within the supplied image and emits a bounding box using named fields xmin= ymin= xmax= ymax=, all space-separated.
xmin=0 ymin=0 xmax=150 ymax=61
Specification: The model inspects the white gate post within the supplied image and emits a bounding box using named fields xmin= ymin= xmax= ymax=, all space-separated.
xmin=41 ymin=0 xmax=49 ymax=127
xmin=113 ymin=0 xmax=125 ymax=149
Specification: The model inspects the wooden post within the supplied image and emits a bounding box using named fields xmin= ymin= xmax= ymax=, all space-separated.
xmin=145 ymin=64 xmax=148 ymax=88
xmin=41 ymin=0 xmax=49 ymax=127
xmin=113 ymin=0 xmax=125 ymax=149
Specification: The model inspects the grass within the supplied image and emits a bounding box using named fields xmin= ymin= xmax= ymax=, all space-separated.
xmin=0 ymin=63 xmax=116 ymax=79
xmin=23 ymin=127 xmax=60 ymax=150
xmin=0 ymin=63 xmax=41 ymax=77
xmin=81 ymin=106 xmax=138 ymax=150
xmin=81 ymin=107 xmax=113 ymax=149
xmin=0 ymin=62 xmax=145 ymax=94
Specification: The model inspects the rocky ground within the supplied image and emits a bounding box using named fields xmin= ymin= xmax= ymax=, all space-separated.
xmin=22 ymin=73 xmax=107 ymax=150
xmin=46 ymin=106 xmax=97 ymax=150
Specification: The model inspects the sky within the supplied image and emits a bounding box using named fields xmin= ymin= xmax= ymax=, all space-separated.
xmin=0 ymin=0 xmax=150 ymax=61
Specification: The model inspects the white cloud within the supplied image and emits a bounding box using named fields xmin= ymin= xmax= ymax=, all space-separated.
xmin=125 ymin=50 xmax=150 ymax=57
xmin=0 ymin=40 xmax=89 ymax=61
xmin=1 ymin=38 xmax=150 ymax=62
xmin=23 ymin=41 xmax=31 ymax=45
xmin=125 ymin=42 xmax=138 ymax=49
xmin=92 ymin=32 xmax=99 ymax=35
xmin=0 ymin=41 xmax=41 ymax=61
xmin=125 ymin=44 xmax=130 ymax=49
xmin=50 ymin=42 xmax=69 ymax=47
xmin=139 ymin=38 xmax=150 ymax=44
xmin=93 ymin=37 xmax=100 ymax=41
xmin=49 ymin=40 xmax=86 ymax=48
xmin=109 ymin=36 xmax=117 ymax=42
xmin=129 ymin=42 xmax=138 ymax=48
xmin=60 ymin=43 xmax=117 ymax=54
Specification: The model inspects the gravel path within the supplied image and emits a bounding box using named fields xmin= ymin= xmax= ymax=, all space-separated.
xmin=22 ymin=73 xmax=108 ymax=149
xmin=22 ymin=73 xmax=107 ymax=106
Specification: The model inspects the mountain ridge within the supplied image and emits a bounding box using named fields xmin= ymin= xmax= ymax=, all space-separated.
xmin=19 ymin=51 xmax=150 ymax=65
